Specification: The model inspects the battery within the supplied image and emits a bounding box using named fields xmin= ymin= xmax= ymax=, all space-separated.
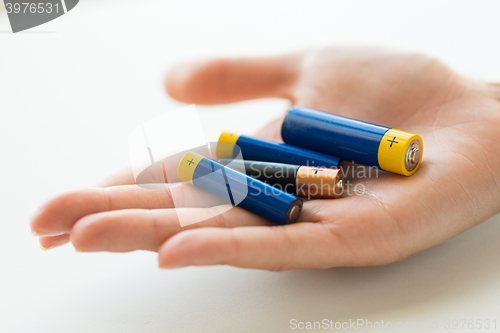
xmin=219 ymin=159 xmax=344 ymax=199
xmin=216 ymin=132 xmax=341 ymax=169
xmin=281 ymin=106 xmax=423 ymax=176
xmin=177 ymin=152 xmax=303 ymax=225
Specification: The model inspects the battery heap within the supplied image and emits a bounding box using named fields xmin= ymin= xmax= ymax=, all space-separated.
xmin=177 ymin=106 xmax=423 ymax=225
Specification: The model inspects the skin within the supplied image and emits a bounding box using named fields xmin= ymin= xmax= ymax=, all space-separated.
xmin=30 ymin=46 xmax=500 ymax=271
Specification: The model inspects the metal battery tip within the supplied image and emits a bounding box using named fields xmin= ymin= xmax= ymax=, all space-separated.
xmin=288 ymin=205 xmax=301 ymax=223
xmin=337 ymin=178 xmax=344 ymax=192
xmin=405 ymin=140 xmax=422 ymax=172
xmin=408 ymin=147 xmax=419 ymax=164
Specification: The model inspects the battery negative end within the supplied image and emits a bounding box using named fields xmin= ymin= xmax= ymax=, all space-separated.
xmin=288 ymin=204 xmax=301 ymax=224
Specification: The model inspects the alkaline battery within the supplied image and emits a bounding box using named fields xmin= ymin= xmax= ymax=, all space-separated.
xmin=216 ymin=132 xmax=341 ymax=169
xmin=219 ymin=159 xmax=345 ymax=199
xmin=281 ymin=106 xmax=423 ymax=176
xmin=177 ymin=152 xmax=303 ymax=225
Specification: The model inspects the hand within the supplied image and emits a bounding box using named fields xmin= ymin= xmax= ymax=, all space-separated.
xmin=30 ymin=46 xmax=500 ymax=271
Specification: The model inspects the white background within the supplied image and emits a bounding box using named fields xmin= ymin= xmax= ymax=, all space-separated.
xmin=1 ymin=1 xmax=500 ymax=332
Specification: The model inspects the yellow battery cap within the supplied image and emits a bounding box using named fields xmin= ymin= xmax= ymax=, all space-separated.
xmin=216 ymin=131 xmax=240 ymax=159
xmin=177 ymin=152 xmax=204 ymax=183
xmin=378 ymin=129 xmax=423 ymax=176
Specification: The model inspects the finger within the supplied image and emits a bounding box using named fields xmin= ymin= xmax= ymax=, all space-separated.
xmin=30 ymin=184 xmax=179 ymax=236
xmin=164 ymin=54 xmax=303 ymax=104
xmin=39 ymin=234 xmax=70 ymax=250
xmin=69 ymin=199 xmax=326 ymax=253
xmin=95 ymin=168 xmax=136 ymax=188
xmin=157 ymin=222 xmax=346 ymax=271
xmin=31 ymin=183 xmax=232 ymax=236
xmin=70 ymin=205 xmax=271 ymax=252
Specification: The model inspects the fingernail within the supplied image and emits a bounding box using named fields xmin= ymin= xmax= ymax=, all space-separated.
xmin=39 ymin=243 xmax=60 ymax=251
xmin=40 ymin=242 xmax=68 ymax=251
xmin=29 ymin=202 xmax=46 ymax=224
xmin=39 ymin=243 xmax=50 ymax=251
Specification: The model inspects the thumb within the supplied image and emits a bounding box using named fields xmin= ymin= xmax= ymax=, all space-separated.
xmin=164 ymin=53 xmax=302 ymax=105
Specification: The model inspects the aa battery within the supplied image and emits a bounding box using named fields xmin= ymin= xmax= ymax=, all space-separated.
xmin=177 ymin=152 xmax=303 ymax=225
xmin=216 ymin=131 xmax=341 ymax=169
xmin=281 ymin=106 xmax=423 ymax=176
xmin=219 ymin=159 xmax=344 ymax=199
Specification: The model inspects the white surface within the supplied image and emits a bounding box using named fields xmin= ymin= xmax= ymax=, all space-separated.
xmin=1 ymin=1 xmax=500 ymax=332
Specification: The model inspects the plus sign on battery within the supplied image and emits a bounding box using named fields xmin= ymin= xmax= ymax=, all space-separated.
xmin=387 ymin=137 xmax=399 ymax=147
xmin=313 ymin=167 xmax=324 ymax=175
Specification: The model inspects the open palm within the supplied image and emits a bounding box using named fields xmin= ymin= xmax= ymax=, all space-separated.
xmin=31 ymin=46 xmax=500 ymax=271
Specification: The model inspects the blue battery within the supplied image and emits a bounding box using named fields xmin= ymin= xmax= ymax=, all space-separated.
xmin=177 ymin=152 xmax=303 ymax=225
xmin=281 ymin=106 xmax=423 ymax=176
xmin=216 ymin=132 xmax=341 ymax=169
